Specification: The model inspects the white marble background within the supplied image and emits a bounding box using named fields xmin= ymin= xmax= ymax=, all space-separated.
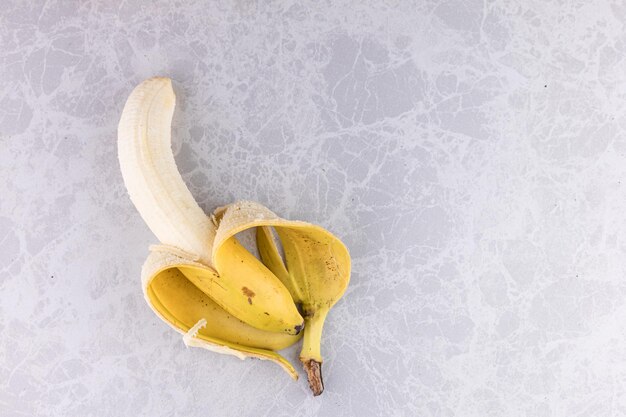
xmin=2 ymin=1 xmax=626 ymax=416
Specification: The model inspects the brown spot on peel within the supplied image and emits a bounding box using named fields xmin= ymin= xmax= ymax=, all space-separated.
xmin=242 ymin=286 xmax=255 ymax=305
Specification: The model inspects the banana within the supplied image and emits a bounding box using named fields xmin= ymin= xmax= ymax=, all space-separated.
xmin=118 ymin=77 xmax=351 ymax=394
xmin=117 ymin=77 xmax=303 ymax=337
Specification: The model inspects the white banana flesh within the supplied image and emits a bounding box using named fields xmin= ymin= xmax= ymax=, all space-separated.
xmin=118 ymin=77 xmax=215 ymax=265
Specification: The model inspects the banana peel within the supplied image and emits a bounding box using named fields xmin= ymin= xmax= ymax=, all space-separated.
xmin=142 ymin=245 xmax=301 ymax=379
xmin=219 ymin=201 xmax=351 ymax=395
xmin=140 ymin=200 xmax=351 ymax=387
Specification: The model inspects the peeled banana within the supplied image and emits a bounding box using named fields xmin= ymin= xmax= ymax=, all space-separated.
xmin=118 ymin=77 xmax=303 ymax=336
xmin=117 ymin=77 xmax=350 ymax=395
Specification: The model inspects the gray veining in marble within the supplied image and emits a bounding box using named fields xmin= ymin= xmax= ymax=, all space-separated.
xmin=2 ymin=1 xmax=626 ymax=416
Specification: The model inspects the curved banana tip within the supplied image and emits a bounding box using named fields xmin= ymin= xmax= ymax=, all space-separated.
xmin=130 ymin=76 xmax=173 ymax=95
xmin=294 ymin=323 xmax=304 ymax=335
xmin=144 ymin=76 xmax=172 ymax=84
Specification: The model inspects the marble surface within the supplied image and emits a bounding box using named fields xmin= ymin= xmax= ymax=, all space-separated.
xmin=2 ymin=1 xmax=626 ymax=415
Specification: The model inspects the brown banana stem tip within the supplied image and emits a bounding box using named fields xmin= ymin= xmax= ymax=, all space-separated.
xmin=302 ymin=359 xmax=324 ymax=396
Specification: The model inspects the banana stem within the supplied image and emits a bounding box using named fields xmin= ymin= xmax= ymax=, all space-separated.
xmin=300 ymin=308 xmax=329 ymax=396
